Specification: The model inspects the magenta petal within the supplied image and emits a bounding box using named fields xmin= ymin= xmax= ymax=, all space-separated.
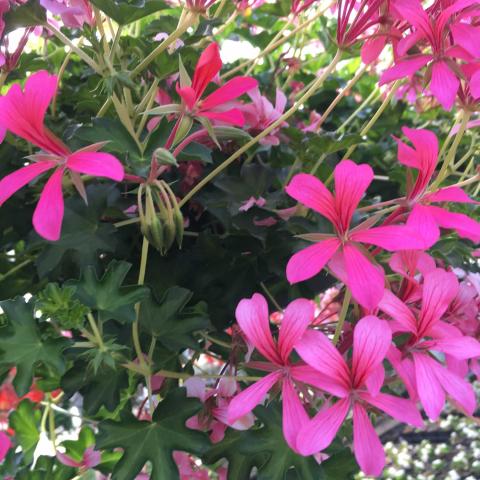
xmin=378 ymin=289 xmax=417 ymax=334
xmin=0 ymin=431 xmax=11 ymax=462
xmin=285 ymin=173 xmax=337 ymax=223
xmin=343 ymin=244 xmax=384 ymax=311
xmin=286 ymin=238 xmax=340 ymax=284
xmin=450 ymin=23 xmax=480 ymax=58
xmin=334 ymin=160 xmax=373 ymax=230
xmin=294 ymin=329 xmax=350 ymax=393
xmin=361 ymin=36 xmax=386 ymax=65
xmin=360 ymin=392 xmax=423 ymax=428
xmin=351 ymin=224 xmax=432 ymax=251
xmin=176 ymin=85 xmax=197 ymax=110
xmin=470 ymin=69 xmax=480 ymax=99
xmin=56 ymin=452 xmax=83 ymax=468
xmin=413 ymin=352 xmax=445 ymax=421
xmin=379 ymin=56 xmax=432 ymax=85
xmin=0 ymin=161 xmax=56 ymax=206
xmin=277 ymin=298 xmax=314 ymax=362
xmin=296 ymin=398 xmax=350 ymax=456
xmin=432 ymin=336 xmax=480 ymax=360
xmin=235 ymin=293 xmax=281 ymax=364
xmin=227 ymin=371 xmax=281 ymax=423
xmin=425 ymin=186 xmax=478 ymax=204
xmin=405 ymin=204 xmax=440 ymax=248
xmin=291 ymin=365 xmax=350 ymax=398
xmin=198 ymin=108 xmax=245 ymax=126
xmin=82 ymin=447 xmax=101 ymax=468
xmin=192 ymin=43 xmax=223 ymax=99
xmin=364 ymin=364 xmax=385 ymax=397
xmin=201 ymin=77 xmax=258 ymax=110
xmin=428 ymin=205 xmax=480 ymax=243
xmin=430 ymin=61 xmax=459 ymax=111
xmin=67 ymin=151 xmax=124 ymax=181
xmin=352 ymin=403 xmax=385 ymax=477
xmin=32 ymin=168 xmax=65 ymax=241
xmin=281 ymin=380 xmax=308 ymax=452
xmin=352 ymin=315 xmax=391 ymax=388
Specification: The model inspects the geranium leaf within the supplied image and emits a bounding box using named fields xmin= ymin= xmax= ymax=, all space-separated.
xmin=96 ymin=387 xmax=210 ymax=480
xmin=90 ymin=0 xmax=169 ymax=25
xmin=9 ymin=400 xmax=41 ymax=464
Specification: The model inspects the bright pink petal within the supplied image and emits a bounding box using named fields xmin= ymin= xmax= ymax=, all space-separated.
xmin=430 ymin=61 xmax=459 ymax=111
xmin=361 ymin=35 xmax=386 ymax=65
xmin=83 ymin=447 xmax=101 ymax=468
xmin=32 ymin=168 xmax=65 ymax=241
xmin=425 ymin=186 xmax=478 ymax=204
xmin=56 ymin=452 xmax=83 ymax=468
xmin=430 ymin=336 xmax=480 ymax=360
xmin=0 ymin=431 xmax=11 ymax=462
xmin=0 ymin=71 xmax=68 ymax=156
xmin=471 ymin=69 xmax=480 ymax=99
xmin=291 ymin=365 xmax=350 ymax=398
xmin=296 ymin=398 xmax=350 ymax=456
xmin=413 ymin=352 xmax=445 ymax=420
xmin=350 ymin=224 xmax=432 ymax=251
xmin=352 ymin=403 xmax=385 ymax=477
xmin=192 ymin=42 xmax=223 ymax=99
xmin=235 ymin=293 xmax=281 ymax=364
xmin=419 ymin=269 xmax=458 ymax=336
xmin=364 ymin=364 xmax=385 ymax=397
xmin=405 ymin=204 xmax=440 ymax=248
xmin=286 ymin=238 xmax=340 ymax=284
xmin=343 ymin=244 xmax=384 ymax=311
xmin=0 ymin=161 xmax=56 ymax=206
xmin=278 ymin=298 xmax=314 ymax=362
xmin=176 ymin=84 xmax=197 ymax=110
xmin=201 ymin=77 xmax=258 ymax=110
xmin=387 ymin=346 xmax=418 ymax=401
xmin=294 ymin=329 xmax=350 ymax=392
xmin=67 ymin=151 xmax=124 ymax=181
xmin=428 ymin=205 xmax=480 ymax=243
xmin=378 ymin=289 xmax=417 ymax=334
xmin=450 ymin=23 xmax=480 ymax=58
xmin=334 ymin=160 xmax=373 ymax=231
xmin=285 ymin=173 xmax=337 ymax=224
xmin=281 ymin=379 xmax=308 ymax=452
xmin=360 ymin=392 xmax=423 ymax=428
xmin=352 ymin=315 xmax=391 ymax=389
xmin=379 ymin=55 xmax=432 ymax=85
xmin=197 ymin=108 xmax=245 ymax=126
xmin=227 ymin=371 xmax=281 ymax=423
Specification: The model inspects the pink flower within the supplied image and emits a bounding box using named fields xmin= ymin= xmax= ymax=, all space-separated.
xmin=295 ymin=315 xmax=423 ymax=476
xmin=394 ymin=127 xmax=480 ymax=244
xmin=379 ymin=269 xmax=480 ymax=420
xmin=380 ymin=0 xmax=479 ymax=110
xmin=239 ymin=196 xmax=266 ymax=212
xmin=176 ymin=43 xmax=258 ymax=127
xmin=285 ymin=160 xmax=431 ymax=310
xmin=185 ymin=0 xmax=217 ymax=13
xmin=0 ymin=71 xmax=124 ymax=241
xmin=227 ymin=293 xmax=327 ymax=452
xmin=0 ymin=431 xmax=11 ymax=462
xmin=57 ymin=446 xmax=101 ymax=470
xmin=40 ymin=0 xmax=94 ymax=28
xmin=173 ymin=452 xmax=210 ymax=480
xmin=235 ymin=0 xmax=265 ymax=12
xmin=291 ymin=0 xmax=316 ymax=16
xmin=240 ymin=88 xmax=287 ymax=146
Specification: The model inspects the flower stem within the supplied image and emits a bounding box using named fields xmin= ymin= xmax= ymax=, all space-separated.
xmin=336 ymin=86 xmax=380 ymax=133
xmin=333 ymin=288 xmax=351 ymax=346
xmin=156 ymin=369 xmax=262 ymax=382
xmin=87 ymin=313 xmax=105 ymax=350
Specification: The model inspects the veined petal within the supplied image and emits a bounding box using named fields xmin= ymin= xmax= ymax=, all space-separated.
xmin=352 ymin=403 xmax=385 ymax=477
xmin=419 ymin=269 xmax=458 ymax=336
xmin=285 ymin=173 xmax=337 ymax=224
xmin=235 ymin=293 xmax=282 ymax=364
xmin=32 ymin=168 xmax=65 ymax=241
xmin=278 ymin=299 xmax=314 ymax=362
xmin=176 ymin=84 xmax=197 ymax=110
xmin=201 ymin=77 xmax=258 ymax=110
xmin=378 ymin=289 xmax=417 ymax=334
xmin=387 ymin=346 xmax=418 ymax=401
xmin=413 ymin=352 xmax=445 ymax=421
xmin=296 ymin=398 xmax=350 ymax=456
xmin=227 ymin=371 xmax=281 ymax=423
xmin=352 ymin=316 xmax=391 ymax=389
xmin=360 ymin=392 xmax=423 ymax=428
xmin=425 ymin=186 xmax=478 ymax=204
xmin=0 ymin=161 xmax=56 ymax=206
xmin=430 ymin=61 xmax=459 ymax=111
xmin=282 ymin=380 xmax=308 ymax=452
xmin=405 ymin=204 xmax=440 ymax=248
xmin=364 ymin=364 xmax=385 ymax=397
xmin=192 ymin=42 xmax=222 ymax=99
xmin=286 ymin=238 xmax=340 ymax=284
xmin=334 ymin=160 xmax=373 ymax=231
xmin=67 ymin=151 xmax=124 ymax=181
xmin=343 ymin=244 xmax=385 ymax=311
xmin=431 ymin=336 xmax=480 ymax=360
xmin=428 ymin=205 xmax=480 ymax=243
xmin=450 ymin=23 xmax=480 ymax=59
xmin=291 ymin=365 xmax=350 ymax=398
xmin=379 ymin=56 xmax=432 ymax=85
xmin=197 ymin=108 xmax=245 ymax=126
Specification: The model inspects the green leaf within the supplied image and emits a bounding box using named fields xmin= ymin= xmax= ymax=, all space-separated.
xmin=9 ymin=400 xmax=41 ymax=464
xmin=3 ymin=0 xmax=46 ymax=35
xmin=139 ymin=287 xmax=210 ymax=350
xmin=0 ymin=297 xmax=69 ymax=395
xmin=306 ymin=132 xmax=363 ymax=156
xmin=204 ymin=404 xmax=325 ymax=480
xmin=90 ymin=0 xmax=169 ymax=25
xmin=73 ymin=260 xmax=149 ymax=324
xmin=96 ymin=388 xmax=210 ymax=480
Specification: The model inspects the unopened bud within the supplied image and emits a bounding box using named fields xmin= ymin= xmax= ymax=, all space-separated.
xmin=153 ymin=148 xmax=178 ymax=167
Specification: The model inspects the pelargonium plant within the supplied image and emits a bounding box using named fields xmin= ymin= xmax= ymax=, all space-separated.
xmin=0 ymin=0 xmax=479 ymax=479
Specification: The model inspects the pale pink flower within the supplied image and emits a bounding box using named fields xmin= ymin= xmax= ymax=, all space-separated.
xmin=0 ymin=71 xmax=124 ymax=241
xmin=239 ymin=196 xmax=266 ymax=212
xmin=295 ymin=315 xmax=423 ymax=476
xmin=40 ymin=0 xmax=94 ymax=28
xmin=285 ymin=160 xmax=431 ymax=310
xmin=57 ymin=446 xmax=101 ymax=470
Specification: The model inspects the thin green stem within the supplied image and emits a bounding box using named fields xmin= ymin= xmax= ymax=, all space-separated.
xmin=87 ymin=313 xmax=105 ymax=350
xmin=0 ymin=70 xmax=8 ymax=89
xmin=336 ymin=86 xmax=380 ymax=133
xmin=260 ymin=282 xmax=283 ymax=311
xmin=333 ymin=289 xmax=351 ymax=346
xmin=0 ymin=259 xmax=32 ymax=282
